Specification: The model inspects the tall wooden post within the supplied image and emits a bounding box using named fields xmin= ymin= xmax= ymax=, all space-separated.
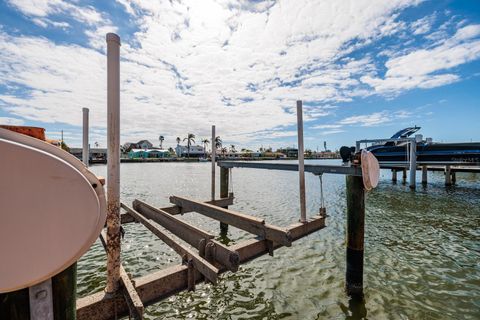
xmin=82 ymin=107 xmax=89 ymax=166
xmin=105 ymin=32 xmax=121 ymax=293
xmin=219 ymin=167 xmax=229 ymax=233
xmin=451 ymin=171 xmax=456 ymax=185
xmin=402 ymin=168 xmax=407 ymax=184
xmin=391 ymin=169 xmax=397 ymax=182
xmin=211 ymin=125 xmax=216 ymax=201
xmin=345 ymin=175 xmax=365 ymax=297
xmin=422 ymin=165 xmax=428 ymax=185
xmin=296 ymin=100 xmax=307 ymax=223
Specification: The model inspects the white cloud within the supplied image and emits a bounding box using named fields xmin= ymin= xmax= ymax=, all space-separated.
xmin=1 ymin=1 xmax=479 ymax=147
xmin=363 ymin=24 xmax=480 ymax=94
xmin=411 ymin=14 xmax=435 ymax=35
xmin=0 ymin=116 xmax=25 ymax=125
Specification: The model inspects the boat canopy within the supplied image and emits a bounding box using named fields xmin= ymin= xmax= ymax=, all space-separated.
xmin=390 ymin=126 xmax=420 ymax=139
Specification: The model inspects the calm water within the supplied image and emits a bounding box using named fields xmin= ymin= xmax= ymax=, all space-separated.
xmin=78 ymin=160 xmax=480 ymax=319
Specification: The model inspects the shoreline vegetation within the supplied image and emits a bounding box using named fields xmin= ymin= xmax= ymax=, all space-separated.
xmin=90 ymin=155 xmax=340 ymax=164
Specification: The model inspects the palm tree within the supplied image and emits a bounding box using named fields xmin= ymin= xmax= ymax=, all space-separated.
xmin=214 ymin=136 xmax=222 ymax=149
xmin=159 ymin=135 xmax=165 ymax=149
xmin=201 ymin=138 xmax=209 ymax=158
xmin=220 ymin=147 xmax=227 ymax=157
xmin=230 ymin=144 xmax=236 ymax=153
xmin=183 ymin=133 xmax=195 ymax=158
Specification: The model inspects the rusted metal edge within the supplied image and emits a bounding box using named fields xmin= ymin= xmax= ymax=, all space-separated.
xmin=99 ymin=231 xmax=144 ymax=319
xmin=77 ymin=215 xmax=326 ymax=320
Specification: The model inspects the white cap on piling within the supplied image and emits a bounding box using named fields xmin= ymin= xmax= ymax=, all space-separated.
xmin=106 ymin=33 xmax=121 ymax=45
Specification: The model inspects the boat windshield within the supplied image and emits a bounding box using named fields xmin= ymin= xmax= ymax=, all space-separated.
xmin=390 ymin=126 xmax=420 ymax=139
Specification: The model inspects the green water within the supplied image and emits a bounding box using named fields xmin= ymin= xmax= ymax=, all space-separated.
xmin=79 ymin=160 xmax=480 ymax=319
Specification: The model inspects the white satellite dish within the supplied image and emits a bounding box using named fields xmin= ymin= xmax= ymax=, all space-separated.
xmin=0 ymin=128 xmax=106 ymax=293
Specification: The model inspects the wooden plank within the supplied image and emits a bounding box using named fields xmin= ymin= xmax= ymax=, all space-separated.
xmin=124 ymin=205 xmax=219 ymax=284
xmin=77 ymin=215 xmax=326 ymax=320
xmin=231 ymin=215 xmax=326 ymax=263
xmin=127 ymin=200 xmax=240 ymax=272
xmin=130 ymin=200 xmax=214 ymax=246
xmin=122 ymin=202 xmax=239 ymax=272
xmin=121 ymin=197 xmax=235 ymax=224
xmin=169 ymin=196 xmax=292 ymax=247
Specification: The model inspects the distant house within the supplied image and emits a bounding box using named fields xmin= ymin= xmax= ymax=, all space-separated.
xmin=277 ymin=148 xmax=298 ymax=158
xmin=123 ymin=140 xmax=154 ymax=152
xmin=70 ymin=147 xmax=107 ymax=162
xmin=175 ymin=145 xmax=205 ymax=158
xmin=128 ymin=149 xmax=170 ymax=159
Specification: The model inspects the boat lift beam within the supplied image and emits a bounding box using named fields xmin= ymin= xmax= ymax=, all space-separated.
xmin=217 ymin=161 xmax=362 ymax=176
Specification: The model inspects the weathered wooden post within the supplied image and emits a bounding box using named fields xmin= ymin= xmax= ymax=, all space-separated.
xmin=105 ymin=32 xmax=121 ymax=293
xmin=402 ymin=168 xmax=407 ymax=184
xmin=422 ymin=165 xmax=428 ymax=185
xmin=219 ymin=166 xmax=229 ymax=233
xmin=297 ymin=100 xmax=307 ymax=223
xmin=82 ymin=107 xmax=89 ymax=166
xmin=409 ymin=139 xmax=416 ymax=189
xmin=345 ymin=174 xmax=365 ymax=297
xmin=451 ymin=171 xmax=456 ymax=185
xmin=445 ymin=165 xmax=452 ymax=186
xmin=211 ymin=125 xmax=216 ymax=200
xmin=392 ymin=169 xmax=397 ymax=182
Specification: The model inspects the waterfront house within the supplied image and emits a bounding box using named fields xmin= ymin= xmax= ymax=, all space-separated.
xmin=123 ymin=140 xmax=154 ymax=152
xmin=175 ymin=145 xmax=205 ymax=158
xmin=128 ymin=148 xmax=170 ymax=159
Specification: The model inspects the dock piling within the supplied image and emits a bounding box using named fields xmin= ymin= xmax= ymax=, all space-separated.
xmin=392 ymin=169 xmax=397 ymax=182
xmin=422 ymin=165 xmax=428 ymax=185
xmin=219 ymin=167 xmax=229 ymax=233
xmin=409 ymin=140 xmax=417 ymax=189
xmin=402 ymin=168 xmax=407 ymax=184
xmin=296 ymin=100 xmax=307 ymax=223
xmin=345 ymin=175 xmax=365 ymax=298
xmin=445 ymin=166 xmax=452 ymax=186
xmin=105 ymin=32 xmax=121 ymax=293
xmin=82 ymin=107 xmax=89 ymax=166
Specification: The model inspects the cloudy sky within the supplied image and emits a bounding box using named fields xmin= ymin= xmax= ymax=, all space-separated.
xmin=0 ymin=0 xmax=479 ymax=150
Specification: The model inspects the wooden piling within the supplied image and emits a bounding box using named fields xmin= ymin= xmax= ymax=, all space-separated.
xmin=422 ymin=165 xmax=428 ymax=185
xmin=105 ymin=32 xmax=121 ymax=293
xmin=391 ymin=169 xmax=397 ymax=182
xmin=402 ymin=168 xmax=407 ymax=184
xmin=51 ymin=263 xmax=77 ymax=320
xmin=451 ymin=171 xmax=456 ymax=185
xmin=445 ymin=165 xmax=452 ymax=186
xmin=345 ymin=175 xmax=365 ymax=297
xmin=0 ymin=264 xmax=77 ymax=320
xmin=220 ymin=167 xmax=229 ymax=233
xmin=82 ymin=108 xmax=89 ymax=166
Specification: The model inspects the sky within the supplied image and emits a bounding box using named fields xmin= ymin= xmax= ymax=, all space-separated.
xmin=0 ymin=0 xmax=479 ymax=151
